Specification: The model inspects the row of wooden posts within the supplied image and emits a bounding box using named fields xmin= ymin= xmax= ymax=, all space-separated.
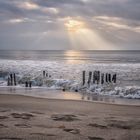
xmin=7 ymin=73 xmax=16 ymax=86
xmin=43 ymin=71 xmax=51 ymax=78
xmin=7 ymin=71 xmax=117 ymax=88
xmin=7 ymin=70 xmax=50 ymax=87
xmin=25 ymin=81 xmax=32 ymax=88
xmin=82 ymin=71 xmax=117 ymax=86
xmin=7 ymin=73 xmax=32 ymax=88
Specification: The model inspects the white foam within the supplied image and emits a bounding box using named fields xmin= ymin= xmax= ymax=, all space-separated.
xmin=0 ymin=59 xmax=140 ymax=99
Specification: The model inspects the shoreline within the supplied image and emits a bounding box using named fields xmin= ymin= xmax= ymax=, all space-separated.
xmin=0 ymin=86 xmax=140 ymax=106
xmin=0 ymin=94 xmax=140 ymax=140
xmin=0 ymin=93 xmax=140 ymax=107
xmin=0 ymin=94 xmax=140 ymax=116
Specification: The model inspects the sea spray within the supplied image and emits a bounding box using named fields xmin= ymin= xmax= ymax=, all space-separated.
xmin=0 ymin=59 xmax=140 ymax=99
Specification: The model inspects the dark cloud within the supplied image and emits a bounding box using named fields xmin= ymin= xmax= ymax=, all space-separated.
xmin=0 ymin=0 xmax=24 ymax=18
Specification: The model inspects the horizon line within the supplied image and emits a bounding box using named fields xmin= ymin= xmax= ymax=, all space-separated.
xmin=0 ymin=49 xmax=140 ymax=51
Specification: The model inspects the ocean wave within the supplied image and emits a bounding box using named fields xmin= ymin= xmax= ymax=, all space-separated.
xmin=0 ymin=73 xmax=140 ymax=99
xmin=0 ymin=60 xmax=140 ymax=99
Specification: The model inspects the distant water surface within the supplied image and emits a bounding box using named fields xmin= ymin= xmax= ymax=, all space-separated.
xmin=0 ymin=50 xmax=140 ymax=63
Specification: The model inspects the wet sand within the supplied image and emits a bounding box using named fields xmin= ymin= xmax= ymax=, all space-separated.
xmin=0 ymin=94 xmax=140 ymax=140
xmin=0 ymin=87 xmax=140 ymax=105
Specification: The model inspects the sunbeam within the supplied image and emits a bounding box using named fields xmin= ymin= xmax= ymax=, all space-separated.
xmin=64 ymin=18 xmax=115 ymax=50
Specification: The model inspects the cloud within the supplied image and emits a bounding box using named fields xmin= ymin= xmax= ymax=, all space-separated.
xmin=17 ymin=1 xmax=40 ymax=10
xmin=0 ymin=0 xmax=140 ymax=50
xmin=93 ymin=16 xmax=140 ymax=33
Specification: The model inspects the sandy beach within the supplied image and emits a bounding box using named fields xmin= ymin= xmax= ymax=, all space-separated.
xmin=0 ymin=94 xmax=140 ymax=140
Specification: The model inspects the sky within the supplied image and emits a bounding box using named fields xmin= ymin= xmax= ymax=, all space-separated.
xmin=0 ymin=0 xmax=140 ymax=50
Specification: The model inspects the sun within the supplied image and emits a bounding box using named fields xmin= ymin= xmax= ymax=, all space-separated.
xmin=64 ymin=19 xmax=85 ymax=32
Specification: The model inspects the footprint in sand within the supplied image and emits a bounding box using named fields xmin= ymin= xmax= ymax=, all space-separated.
xmin=30 ymin=133 xmax=56 ymax=137
xmin=0 ymin=109 xmax=10 ymax=113
xmin=106 ymin=120 xmax=132 ymax=129
xmin=88 ymin=123 xmax=108 ymax=129
xmin=109 ymin=120 xmax=140 ymax=129
xmin=51 ymin=114 xmax=79 ymax=122
xmin=30 ymin=111 xmax=45 ymax=115
xmin=0 ymin=124 xmax=8 ymax=128
xmin=0 ymin=138 xmax=23 ymax=140
xmin=11 ymin=113 xmax=34 ymax=120
xmin=15 ymin=124 xmax=32 ymax=128
xmin=34 ymin=124 xmax=54 ymax=129
xmin=0 ymin=116 xmax=9 ymax=120
xmin=88 ymin=136 xmax=105 ymax=140
xmin=120 ymin=134 xmax=140 ymax=140
xmin=63 ymin=128 xmax=80 ymax=134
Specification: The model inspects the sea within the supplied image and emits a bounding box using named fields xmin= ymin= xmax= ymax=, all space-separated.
xmin=0 ymin=50 xmax=140 ymax=104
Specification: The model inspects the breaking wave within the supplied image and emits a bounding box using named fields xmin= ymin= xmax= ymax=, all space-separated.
xmin=0 ymin=59 xmax=140 ymax=99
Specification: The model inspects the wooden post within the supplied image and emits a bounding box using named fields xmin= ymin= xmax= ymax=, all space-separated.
xmin=29 ymin=81 xmax=32 ymax=88
xmin=13 ymin=73 xmax=16 ymax=86
xmin=43 ymin=71 xmax=45 ymax=77
xmin=114 ymin=74 xmax=117 ymax=83
xmin=105 ymin=73 xmax=108 ymax=83
xmin=87 ymin=71 xmax=92 ymax=86
xmin=112 ymin=74 xmax=117 ymax=83
xmin=108 ymin=73 xmax=111 ymax=83
xmin=25 ymin=81 xmax=28 ymax=87
xmin=75 ymin=89 xmax=78 ymax=92
xmin=7 ymin=76 xmax=10 ymax=86
xmin=101 ymin=73 xmax=104 ymax=85
xmin=97 ymin=71 xmax=100 ymax=84
xmin=82 ymin=71 xmax=86 ymax=86
xmin=46 ymin=73 xmax=48 ymax=77
xmin=93 ymin=71 xmax=95 ymax=84
xmin=62 ymin=88 xmax=65 ymax=92
xmin=10 ymin=74 xmax=13 ymax=86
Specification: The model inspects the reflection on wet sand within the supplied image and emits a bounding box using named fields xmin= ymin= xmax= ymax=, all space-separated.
xmin=0 ymin=87 xmax=140 ymax=105
xmin=81 ymin=93 xmax=115 ymax=103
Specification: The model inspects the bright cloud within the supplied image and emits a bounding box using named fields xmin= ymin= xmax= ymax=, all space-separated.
xmin=17 ymin=1 xmax=40 ymax=10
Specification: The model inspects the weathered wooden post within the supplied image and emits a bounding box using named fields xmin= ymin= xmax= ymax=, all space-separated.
xmin=114 ymin=74 xmax=117 ymax=83
xmin=97 ymin=71 xmax=100 ymax=84
xmin=43 ymin=71 xmax=45 ymax=77
xmin=7 ymin=76 xmax=10 ymax=86
xmin=93 ymin=71 xmax=95 ymax=84
xmin=108 ymin=73 xmax=111 ymax=83
xmin=87 ymin=71 xmax=92 ymax=86
xmin=62 ymin=87 xmax=66 ymax=92
xmin=101 ymin=73 xmax=104 ymax=85
xmin=29 ymin=81 xmax=32 ymax=88
xmin=10 ymin=74 xmax=13 ymax=86
xmin=46 ymin=73 xmax=48 ymax=77
xmin=105 ymin=73 xmax=108 ymax=83
xmin=75 ymin=89 xmax=78 ymax=92
xmin=82 ymin=71 xmax=86 ymax=86
xmin=13 ymin=73 xmax=16 ymax=86
xmin=112 ymin=74 xmax=117 ymax=83
xmin=25 ymin=81 xmax=28 ymax=87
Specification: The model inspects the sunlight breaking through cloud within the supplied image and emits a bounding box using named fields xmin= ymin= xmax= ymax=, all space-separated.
xmin=64 ymin=17 xmax=115 ymax=50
